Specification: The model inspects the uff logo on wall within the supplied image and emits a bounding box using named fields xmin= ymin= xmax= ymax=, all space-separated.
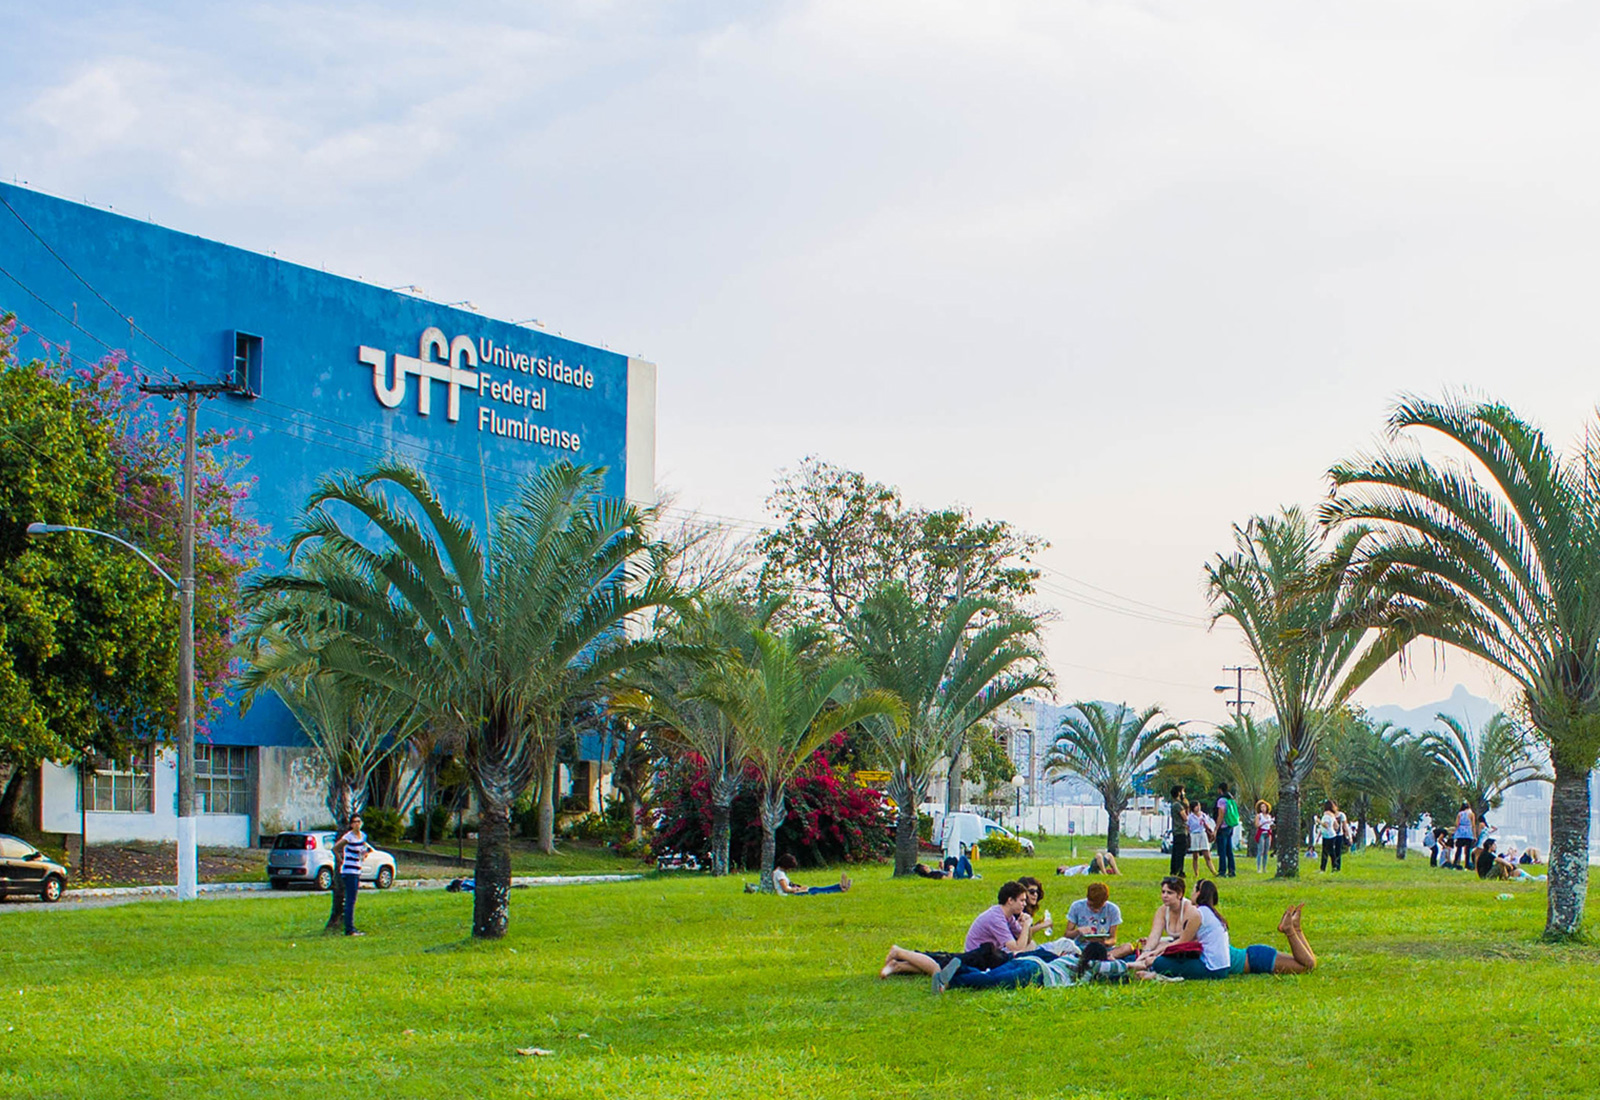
xmin=358 ymin=327 xmax=585 ymax=452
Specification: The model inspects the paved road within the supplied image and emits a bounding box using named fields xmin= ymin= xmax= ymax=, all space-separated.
xmin=0 ymin=874 xmax=642 ymax=914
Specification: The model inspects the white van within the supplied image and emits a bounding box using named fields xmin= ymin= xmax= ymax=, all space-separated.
xmin=940 ymin=812 xmax=1035 ymax=856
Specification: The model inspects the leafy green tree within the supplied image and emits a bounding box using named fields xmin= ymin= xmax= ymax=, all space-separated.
xmin=1423 ymin=712 xmax=1550 ymax=827
xmin=756 ymin=457 xmax=1044 ymax=630
xmin=965 ymin=724 xmax=1019 ymax=816
xmin=1325 ymin=397 xmax=1600 ymax=937
xmin=693 ymin=622 xmax=903 ymax=892
xmin=1045 ymin=702 xmax=1184 ymax=854
xmin=0 ymin=322 xmax=262 ymax=829
xmin=244 ymin=461 xmax=678 ymax=939
xmin=1205 ymin=507 xmax=1400 ymax=878
xmin=1149 ymin=745 xmax=1211 ymax=805
xmin=851 ymin=583 xmax=1050 ymax=874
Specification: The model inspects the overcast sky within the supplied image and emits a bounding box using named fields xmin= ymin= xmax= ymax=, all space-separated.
xmin=6 ymin=1 xmax=1597 ymax=727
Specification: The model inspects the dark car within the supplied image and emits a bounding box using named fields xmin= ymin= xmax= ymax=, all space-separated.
xmin=0 ymin=834 xmax=68 ymax=902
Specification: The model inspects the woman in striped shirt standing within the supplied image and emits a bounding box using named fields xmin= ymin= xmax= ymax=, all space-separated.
xmin=333 ymin=815 xmax=371 ymax=937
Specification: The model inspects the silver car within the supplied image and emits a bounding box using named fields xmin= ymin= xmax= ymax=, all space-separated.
xmin=266 ymin=831 xmax=396 ymax=891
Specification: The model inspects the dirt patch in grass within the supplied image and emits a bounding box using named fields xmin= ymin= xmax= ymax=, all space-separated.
xmin=65 ymin=842 xmax=267 ymax=888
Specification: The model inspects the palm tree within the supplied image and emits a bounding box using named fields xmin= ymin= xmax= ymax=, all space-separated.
xmin=613 ymin=597 xmax=776 ymax=876
xmin=1423 ymin=712 xmax=1551 ymax=828
xmin=1204 ymin=713 xmax=1279 ymax=818
xmin=244 ymin=461 xmax=678 ymax=939
xmin=237 ymin=590 xmax=423 ymax=930
xmin=1202 ymin=714 xmax=1279 ymax=859
xmin=1045 ymin=702 xmax=1183 ymax=855
xmin=695 ymin=624 xmax=903 ymax=892
xmin=851 ymin=584 xmax=1051 ymax=875
xmin=1324 ymin=397 xmax=1600 ymax=937
xmin=1205 ymin=507 xmax=1401 ymax=878
xmin=1360 ymin=726 xmax=1440 ymax=860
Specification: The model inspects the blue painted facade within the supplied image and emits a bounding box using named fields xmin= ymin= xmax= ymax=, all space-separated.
xmin=0 ymin=183 xmax=642 ymax=753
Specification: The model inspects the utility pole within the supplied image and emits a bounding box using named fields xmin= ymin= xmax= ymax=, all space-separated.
xmin=1217 ymin=665 xmax=1258 ymax=719
xmin=944 ymin=554 xmax=969 ymax=815
xmin=139 ymin=380 xmax=239 ymax=900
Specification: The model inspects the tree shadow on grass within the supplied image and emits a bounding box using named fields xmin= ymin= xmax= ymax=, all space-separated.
xmin=1371 ymin=939 xmax=1600 ymax=963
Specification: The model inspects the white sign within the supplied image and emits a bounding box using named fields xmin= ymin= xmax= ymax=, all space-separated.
xmin=358 ymin=327 xmax=586 ymax=453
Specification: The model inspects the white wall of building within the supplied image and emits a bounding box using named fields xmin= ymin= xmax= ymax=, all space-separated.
xmin=40 ymin=750 xmax=252 ymax=847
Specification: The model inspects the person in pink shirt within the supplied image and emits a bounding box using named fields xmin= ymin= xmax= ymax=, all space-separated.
xmin=879 ymin=882 xmax=1032 ymax=978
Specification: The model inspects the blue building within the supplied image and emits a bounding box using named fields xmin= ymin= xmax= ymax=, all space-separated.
xmin=0 ymin=183 xmax=657 ymax=844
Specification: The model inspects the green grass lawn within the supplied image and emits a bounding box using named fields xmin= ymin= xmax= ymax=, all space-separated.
xmin=3 ymin=846 xmax=1594 ymax=1100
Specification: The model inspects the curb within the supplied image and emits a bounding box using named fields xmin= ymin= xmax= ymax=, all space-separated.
xmin=62 ymin=873 xmax=643 ymax=900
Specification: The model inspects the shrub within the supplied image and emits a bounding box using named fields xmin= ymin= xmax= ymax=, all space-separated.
xmin=563 ymin=812 xmax=627 ymax=844
xmin=653 ymin=732 xmax=894 ymax=868
xmin=362 ymin=807 xmax=403 ymax=844
xmin=917 ymin=811 xmax=933 ymax=842
xmin=977 ymin=834 xmax=1024 ymax=859
xmin=407 ymin=805 xmax=454 ymax=843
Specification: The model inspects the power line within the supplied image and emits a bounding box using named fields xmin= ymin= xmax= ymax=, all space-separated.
xmin=0 ymin=195 xmax=190 ymax=384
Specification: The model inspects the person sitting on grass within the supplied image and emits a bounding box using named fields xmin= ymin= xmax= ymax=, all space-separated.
xmin=1521 ymin=847 xmax=1543 ymax=865
xmin=1132 ymin=876 xmax=1230 ymax=981
xmin=879 ymin=881 xmax=1032 ymax=978
xmin=773 ymin=853 xmax=852 ymax=895
xmin=1062 ymin=881 xmax=1122 ymax=953
xmin=1018 ymin=876 xmax=1053 ymax=940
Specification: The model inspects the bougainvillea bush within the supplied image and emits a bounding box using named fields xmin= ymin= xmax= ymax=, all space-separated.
xmin=654 ymin=733 xmax=894 ymax=869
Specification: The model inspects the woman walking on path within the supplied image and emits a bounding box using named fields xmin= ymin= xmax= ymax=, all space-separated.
xmin=1317 ymin=801 xmax=1341 ymax=872
xmin=332 ymin=814 xmax=371 ymax=937
xmin=1451 ymin=803 xmax=1477 ymax=869
xmin=1188 ymin=802 xmax=1217 ymax=878
xmin=1253 ymin=801 xmax=1274 ymax=874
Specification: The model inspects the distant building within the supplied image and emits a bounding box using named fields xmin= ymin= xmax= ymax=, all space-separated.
xmin=1 ymin=183 xmax=656 ymax=845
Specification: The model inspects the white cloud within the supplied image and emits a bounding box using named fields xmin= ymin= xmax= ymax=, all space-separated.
xmin=8 ymin=0 xmax=1600 ymax=720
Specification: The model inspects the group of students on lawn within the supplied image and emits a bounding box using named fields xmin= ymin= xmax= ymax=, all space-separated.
xmin=878 ymin=873 xmax=1317 ymax=992
xmin=1421 ymin=802 xmax=1546 ymax=881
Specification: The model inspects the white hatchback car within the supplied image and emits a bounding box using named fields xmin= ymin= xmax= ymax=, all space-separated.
xmin=265 ymin=831 xmax=396 ymax=891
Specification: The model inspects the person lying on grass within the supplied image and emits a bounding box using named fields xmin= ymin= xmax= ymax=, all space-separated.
xmin=1056 ymin=851 xmax=1121 ymax=876
xmin=773 ymin=853 xmax=852 ymax=895
xmin=879 ymin=880 xmax=1035 ymax=978
xmin=913 ymin=862 xmax=953 ymax=878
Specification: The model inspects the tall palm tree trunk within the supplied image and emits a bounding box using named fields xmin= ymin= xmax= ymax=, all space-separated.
xmin=536 ymin=745 xmax=558 ymax=856
xmin=1104 ymin=793 xmax=1123 ymax=856
xmin=709 ymin=770 xmax=739 ymax=877
xmin=1395 ymin=825 xmax=1408 ymax=860
xmin=758 ymin=786 xmax=785 ymax=893
xmin=1275 ymin=777 xmax=1301 ymax=879
xmin=889 ymin=772 xmax=921 ymax=876
xmin=945 ymin=737 xmax=965 ymax=812
xmin=472 ymin=795 xmax=514 ymax=939
xmin=1547 ymin=759 xmax=1591 ymax=939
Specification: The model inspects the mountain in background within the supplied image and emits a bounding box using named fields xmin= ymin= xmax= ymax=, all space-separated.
xmin=1364 ymin=684 xmax=1505 ymax=736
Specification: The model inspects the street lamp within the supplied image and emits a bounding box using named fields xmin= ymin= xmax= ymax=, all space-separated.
xmin=25 ymin=521 xmax=197 ymax=900
xmin=1012 ymin=773 xmax=1026 ymax=823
